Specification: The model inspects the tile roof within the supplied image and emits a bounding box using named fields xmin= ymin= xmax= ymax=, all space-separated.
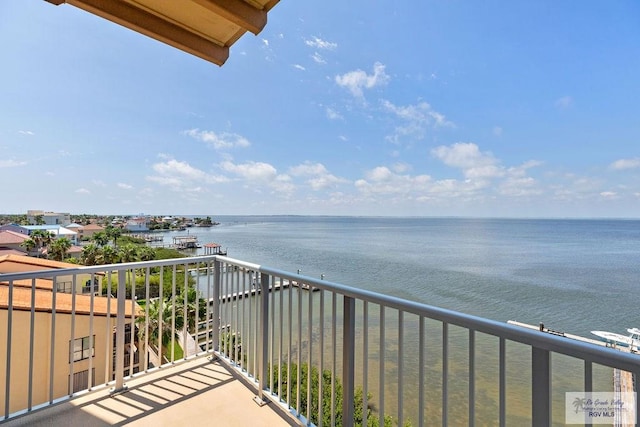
xmin=0 ymin=230 xmax=30 ymax=245
xmin=0 ymin=248 xmax=27 ymax=257
xmin=81 ymin=224 xmax=104 ymax=231
xmin=0 ymin=285 xmax=137 ymax=316
xmin=0 ymin=254 xmax=83 ymax=273
xmin=0 ymin=277 xmax=54 ymax=291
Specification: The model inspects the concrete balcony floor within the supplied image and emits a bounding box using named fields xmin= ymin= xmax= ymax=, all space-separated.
xmin=3 ymin=357 xmax=296 ymax=427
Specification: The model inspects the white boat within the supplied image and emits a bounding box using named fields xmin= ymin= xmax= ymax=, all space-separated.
xmin=591 ymin=328 xmax=640 ymax=352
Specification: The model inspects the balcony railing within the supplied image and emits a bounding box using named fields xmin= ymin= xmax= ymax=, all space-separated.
xmin=1 ymin=255 xmax=639 ymax=426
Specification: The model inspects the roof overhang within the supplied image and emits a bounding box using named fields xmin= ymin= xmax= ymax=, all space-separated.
xmin=44 ymin=0 xmax=280 ymax=66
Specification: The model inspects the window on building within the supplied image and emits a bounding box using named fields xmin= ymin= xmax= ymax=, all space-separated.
xmin=56 ymin=281 xmax=73 ymax=294
xmin=71 ymin=336 xmax=95 ymax=362
xmin=70 ymin=368 xmax=95 ymax=393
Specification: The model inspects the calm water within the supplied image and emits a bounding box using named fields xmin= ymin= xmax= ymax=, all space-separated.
xmin=162 ymin=216 xmax=639 ymax=425
xmin=167 ymin=216 xmax=640 ymax=337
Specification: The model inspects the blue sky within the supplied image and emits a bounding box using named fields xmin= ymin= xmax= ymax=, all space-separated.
xmin=1 ymin=1 xmax=639 ymax=218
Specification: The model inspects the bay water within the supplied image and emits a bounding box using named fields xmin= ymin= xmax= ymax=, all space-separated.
xmin=157 ymin=216 xmax=640 ymax=425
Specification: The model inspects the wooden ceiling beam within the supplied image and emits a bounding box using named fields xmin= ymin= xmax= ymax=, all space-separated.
xmin=192 ymin=0 xmax=267 ymax=35
xmin=49 ymin=0 xmax=229 ymax=65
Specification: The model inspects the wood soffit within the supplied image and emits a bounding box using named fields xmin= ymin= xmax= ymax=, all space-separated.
xmin=44 ymin=0 xmax=280 ymax=66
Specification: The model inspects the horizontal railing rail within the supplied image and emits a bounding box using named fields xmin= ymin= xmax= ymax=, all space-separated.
xmin=1 ymin=255 xmax=639 ymax=426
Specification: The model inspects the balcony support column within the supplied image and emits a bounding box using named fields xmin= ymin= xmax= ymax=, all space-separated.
xmin=342 ymin=296 xmax=356 ymax=427
xmin=531 ymin=347 xmax=551 ymax=427
xmin=111 ymin=269 xmax=128 ymax=394
xmin=212 ymin=260 xmax=221 ymax=353
xmin=255 ymin=272 xmax=270 ymax=406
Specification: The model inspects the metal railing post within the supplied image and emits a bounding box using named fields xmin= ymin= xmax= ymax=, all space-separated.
xmin=4 ymin=281 xmax=13 ymax=420
xmin=112 ymin=269 xmax=127 ymax=394
xmin=531 ymin=346 xmax=551 ymax=427
xmin=255 ymin=272 xmax=270 ymax=405
xmin=342 ymin=296 xmax=356 ymax=427
xmin=212 ymin=260 xmax=221 ymax=352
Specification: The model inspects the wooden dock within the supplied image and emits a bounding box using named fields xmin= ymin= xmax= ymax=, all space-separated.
xmin=208 ymin=280 xmax=318 ymax=304
xmin=508 ymin=320 xmax=610 ymax=347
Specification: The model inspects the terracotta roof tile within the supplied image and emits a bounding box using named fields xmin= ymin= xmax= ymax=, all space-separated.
xmin=0 ymin=285 xmax=138 ymax=316
xmin=0 ymin=254 xmax=84 ymax=272
xmin=0 ymin=230 xmax=29 ymax=245
xmin=80 ymin=224 xmax=104 ymax=231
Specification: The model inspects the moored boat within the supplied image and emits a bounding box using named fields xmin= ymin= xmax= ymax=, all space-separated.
xmin=591 ymin=328 xmax=640 ymax=352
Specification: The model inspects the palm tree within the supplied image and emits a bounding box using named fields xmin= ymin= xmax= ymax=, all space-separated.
xmin=182 ymin=287 xmax=207 ymax=334
xmin=136 ymin=298 xmax=184 ymax=361
xmin=81 ymin=243 xmax=100 ymax=266
xmin=138 ymin=246 xmax=156 ymax=262
xmin=97 ymin=245 xmax=119 ymax=265
xmin=21 ymin=238 xmax=36 ymax=255
xmin=118 ymin=243 xmax=139 ymax=263
xmin=91 ymin=231 xmax=110 ymax=247
xmin=30 ymin=229 xmax=54 ymax=258
xmin=49 ymin=237 xmax=72 ymax=261
xmin=105 ymin=226 xmax=122 ymax=249
xmin=118 ymin=243 xmax=140 ymax=291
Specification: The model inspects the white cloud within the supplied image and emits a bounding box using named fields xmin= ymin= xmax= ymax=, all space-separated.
xmin=493 ymin=126 xmax=503 ymax=136
xmin=338 ymin=135 xmax=348 ymax=142
xmin=498 ymin=176 xmax=541 ymax=197
xmin=555 ymin=96 xmax=573 ymax=109
xmin=293 ymin=64 xmax=306 ymax=71
xmin=117 ymin=183 xmax=133 ymax=190
xmin=326 ymin=108 xmax=343 ymax=120
xmin=432 ymin=143 xmax=503 ymax=179
xmin=18 ymin=130 xmax=34 ymax=136
xmin=311 ymin=52 xmax=326 ymax=64
xmin=391 ymin=162 xmax=411 ymax=173
xmin=382 ymin=100 xmax=454 ymax=143
xmin=335 ymin=62 xmax=390 ymax=98
xmin=610 ymin=158 xmax=640 ymax=170
xmin=600 ymin=191 xmax=618 ymax=199
xmin=220 ymin=160 xmax=277 ymax=181
xmin=289 ymin=161 xmax=347 ymax=190
xmin=305 ymin=36 xmax=337 ymax=50
xmin=220 ymin=160 xmax=296 ymax=194
xmin=75 ymin=188 xmax=91 ymax=194
xmin=184 ymin=129 xmax=251 ymax=150
xmin=355 ymin=166 xmax=431 ymax=196
xmin=262 ymin=39 xmax=269 ymax=46
xmin=92 ymin=180 xmax=107 ymax=187
xmin=0 ymin=159 xmax=27 ymax=168
xmin=147 ymin=158 xmax=227 ymax=190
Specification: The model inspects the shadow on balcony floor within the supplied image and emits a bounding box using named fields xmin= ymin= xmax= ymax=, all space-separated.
xmin=3 ymin=357 xmax=295 ymax=427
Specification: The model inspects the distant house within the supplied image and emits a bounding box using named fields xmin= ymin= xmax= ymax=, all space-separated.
xmin=125 ymin=216 xmax=149 ymax=232
xmin=0 ymin=224 xmax=28 ymax=235
xmin=67 ymin=223 xmax=104 ymax=241
xmin=22 ymin=225 xmax=79 ymax=245
xmin=0 ymin=230 xmax=30 ymax=255
xmin=67 ymin=245 xmax=84 ymax=260
xmin=26 ymin=210 xmax=71 ymax=226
